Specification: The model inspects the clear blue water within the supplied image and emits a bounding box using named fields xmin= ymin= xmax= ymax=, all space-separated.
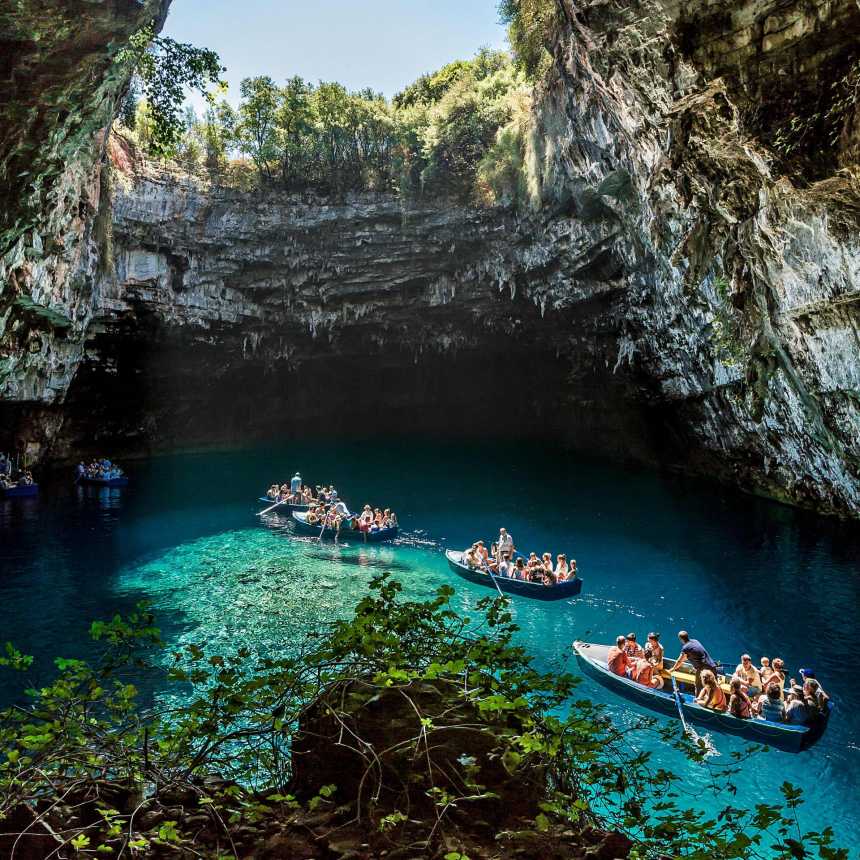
xmin=1 ymin=439 xmax=858 ymax=852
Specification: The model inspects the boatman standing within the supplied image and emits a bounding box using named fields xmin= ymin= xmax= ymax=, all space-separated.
xmin=497 ymin=527 xmax=514 ymax=559
xmin=672 ymin=630 xmax=717 ymax=693
xmin=290 ymin=472 xmax=302 ymax=496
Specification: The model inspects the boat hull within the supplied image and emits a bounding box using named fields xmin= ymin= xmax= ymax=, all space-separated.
xmin=573 ymin=641 xmax=829 ymax=753
xmin=1 ymin=483 xmax=38 ymax=498
xmin=80 ymin=477 xmax=129 ymax=487
xmin=445 ymin=550 xmax=583 ymax=601
xmin=292 ymin=512 xmax=398 ymax=543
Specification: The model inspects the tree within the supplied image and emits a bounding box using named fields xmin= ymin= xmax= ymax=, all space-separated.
xmin=235 ymin=76 xmax=280 ymax=182
xmin=275 ymin=76 xmax=314 ymax=187
xmin=498 ymin=0 xmax=558 ymax=80
xmin=119 ymin=24 xmax=225 ymax=157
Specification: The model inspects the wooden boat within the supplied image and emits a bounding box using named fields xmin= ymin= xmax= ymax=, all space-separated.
xmin=1 ymin=483 xmax=39 ymax=498
xmin=445 ymin=550 xmax=583 ymax=601
xmin=257 ymin=497 xmax=310 ymax=513
xmin=79 ymin=476 xmax=129 ymax=487
xmin=292 ymin=511 xmax=398 ymax=543
xmin=572 ymin=641 xmax=832 ymax=753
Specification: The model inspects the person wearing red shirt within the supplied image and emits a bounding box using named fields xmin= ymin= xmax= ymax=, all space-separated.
xmin=607 ymin=635 xmax=632 ymax=677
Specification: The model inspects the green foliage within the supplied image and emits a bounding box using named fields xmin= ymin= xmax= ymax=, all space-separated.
xmin=709 ymin=275 xmax=747 ymax=368
xmin=0 ymin=578 xmax=846 ymax=858
xmin=393 ymin=49 xmax=509 ymax=109
xmin=154 ymin=49 xmax=529 ymax=204
xmin=498 ymin=0 xmax=559 ymax=80
xmin=418 ymin=57 xmax=528 ymax=200
xmin=118 ymin=24 xmax=224 ymax=157
xmin=476 ymin=88 xmax=534 ymax=206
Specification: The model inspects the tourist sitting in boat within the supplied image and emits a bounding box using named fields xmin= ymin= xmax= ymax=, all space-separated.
xmin=759 ymin=657 xmax=773 ymax=687
xmin=770 ymin=658 xmax=786 ymax=692
xmin=607 ymin=636 xmax=633 ymax=677
xmin=358 ymin=505 xmax=374 ymax=532
xmin=733 ymin=653 xmax=762 ymax=696
xmin=624 ymin=633 xmax=644 ymax=659
xmin=645 ymin=632 xmax=664 ymax=671
xmin=513 ymin=557 xmax=527 ymax=580
xmin=755 ymin=683 xmax=785 ymax=721
xmin=496 ymin=553 xmax=514 ymax=578
xmin=728 ymin=678 xmax=752 ymax=719
xmin=695 ymin=669 xmax=727 ymax=712
xmin=629 ymin=656 xmax=661 ymax=688
xmin=554 ymin=554 xmax=569 ymax=579
xmin=521 ymin=554 xmax=546 ymax=584
xmin=802 ymin=676 xmax=829 ymax=714
xmin=463 ymin=543 xmax=483 ymax=569
xmin=784 ymin=685 xmax=810 ymax=724
xmin=266 ymin=484 xmax=280 ymax=500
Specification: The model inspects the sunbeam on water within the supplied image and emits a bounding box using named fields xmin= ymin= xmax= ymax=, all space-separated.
xmin=1 ymin=437 xmax=859 ymax=852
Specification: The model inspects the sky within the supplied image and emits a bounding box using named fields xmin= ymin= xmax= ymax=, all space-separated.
xmin=162 ymin=0 xmax=508 ymax=113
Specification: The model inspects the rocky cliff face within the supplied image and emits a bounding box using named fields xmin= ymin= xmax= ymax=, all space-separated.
xmin=517 ymin=0 xmax=860 ymax=515
xmin=51 ymin=139 xmax=649 ymax=458
xmin=0 ymin=0 xmax=169 ymax=449
xmin=2 ymin=0 xmax=859 ymax=517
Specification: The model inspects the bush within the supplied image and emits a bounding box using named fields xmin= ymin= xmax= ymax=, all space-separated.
xmin=498 ymin=0 xmax=559 ymax=80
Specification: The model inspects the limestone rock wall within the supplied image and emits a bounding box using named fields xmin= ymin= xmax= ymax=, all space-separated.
xmin=0 ymin=0 xmax=169 ymax=412
xmin=50 ymin=140 xmax=647 ymax=458
xmin=522 ymin=0 xmax=860 ymax=514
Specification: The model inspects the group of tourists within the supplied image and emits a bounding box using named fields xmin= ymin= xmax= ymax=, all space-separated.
xmin=607 ymin=630 xmax=829 ymax=726
xmin=0 ymin=452 xmax=34 ymax=490
xmin=461 ymin=527 xmax=577 ymax=587
xmin=265 ymin=472 xmax=327 ymax=505
xmin=262 ymin=472 xmax=398 ymax=540
xmin=306 ymin=501 xmax=398 ymax=534
xmin=75 ymin=458 xmax=124 ymax=482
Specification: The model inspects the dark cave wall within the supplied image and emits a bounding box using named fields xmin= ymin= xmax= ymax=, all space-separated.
xmin=46 ymin=285 xmax=657 ymax=464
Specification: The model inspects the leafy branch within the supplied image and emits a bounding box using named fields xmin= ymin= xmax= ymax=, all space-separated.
xmin=117 ymin=24 xmax=225 ymax=157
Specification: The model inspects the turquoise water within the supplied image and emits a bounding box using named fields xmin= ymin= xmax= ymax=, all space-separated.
xmin=1 ymin=439 xmax=858 ymax=851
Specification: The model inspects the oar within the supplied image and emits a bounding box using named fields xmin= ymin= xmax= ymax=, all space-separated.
xmin=259 ymin=497 xmax=288 ymax=516
xmin=488 ymin=571 xmax=505 ymax=599
xmin=671 ymin=674 xmax=692 ymax=736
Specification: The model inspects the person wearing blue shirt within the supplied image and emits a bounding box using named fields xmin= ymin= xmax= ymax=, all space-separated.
xmin=672 ymin=630 xmax=718 ymax=692
xmin=290 ymin=473 xmax=302 ymax=495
